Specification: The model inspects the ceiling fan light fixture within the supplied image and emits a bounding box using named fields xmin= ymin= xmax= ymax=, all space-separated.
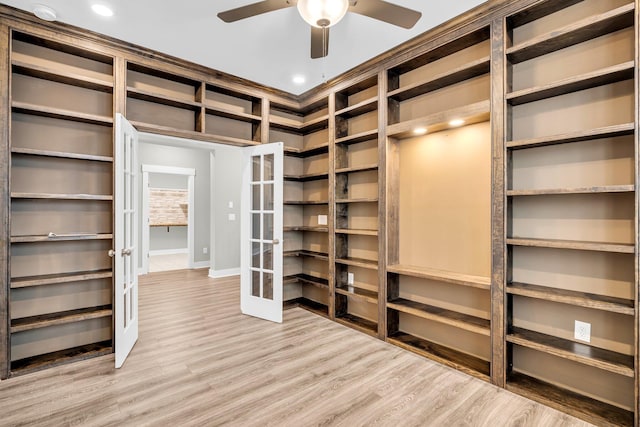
xmin=297 ymin=0 xmax=349 ymax=28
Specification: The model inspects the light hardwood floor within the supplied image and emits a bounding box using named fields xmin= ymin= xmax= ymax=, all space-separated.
xmin=0 ymin=269 xmax=592 ymax=426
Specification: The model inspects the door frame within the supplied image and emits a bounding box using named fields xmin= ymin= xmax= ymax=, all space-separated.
xmin=141 ymin=164 xmax=195 ymax=275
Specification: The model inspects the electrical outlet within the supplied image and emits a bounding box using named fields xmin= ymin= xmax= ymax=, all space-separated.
xmin=318 ymin=215 xmax=328 ymax=225
xmin=203 ymin=247 xmax=208 ymax=254
xmin=228 ymin=201 xmax=233 ymax=208
xmin=574 ymin=320 xmax=591 ymax=343
xmin=347 ymin=272 xmax=354 ymax=285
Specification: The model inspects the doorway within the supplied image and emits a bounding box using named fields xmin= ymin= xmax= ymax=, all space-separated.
xmin=141 ymin=165 xmax=195 ymax=274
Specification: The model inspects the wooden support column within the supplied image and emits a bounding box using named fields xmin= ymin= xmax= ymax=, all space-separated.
xmin=377 ymin=70 xmax=388 ymax=340
xmin=0 ymin=23 xmax=10 ymax=379
xmin=328 ymin=92 xmax=336 ymax=320
xmin=634 ymin=2 xmax=640 ymax=425
xmin=490 ymin=17 xmax=507 ymax=388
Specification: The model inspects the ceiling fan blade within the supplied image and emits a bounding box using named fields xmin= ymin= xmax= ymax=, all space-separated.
xmin=349 ymin=0 xmax=421 ymax=29
xmin=217 ymin=0 xmax=294 ymax=23
xmin=311 ymin=27 xmax=329 ymax=59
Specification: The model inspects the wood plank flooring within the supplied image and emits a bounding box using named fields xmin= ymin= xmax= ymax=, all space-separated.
xmin=0 ymin=269 xmax=593 ymax=426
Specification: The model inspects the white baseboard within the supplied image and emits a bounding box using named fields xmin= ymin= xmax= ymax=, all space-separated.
xmin=192 ymin=261 xmax=210 ymax=269
xmin=149 ymin=248 xmax=188 ymax=256
xmin=209 ymin=267 xmax=240 ymax=278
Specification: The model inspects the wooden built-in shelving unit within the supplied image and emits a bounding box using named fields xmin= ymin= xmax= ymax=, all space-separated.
xmin=1 ymin=0 xmax=640 ymax=425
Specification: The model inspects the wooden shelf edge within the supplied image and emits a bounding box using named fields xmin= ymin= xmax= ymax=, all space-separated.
xmin=387 ymin=100 xmax=490 ymax=139
xmin=507 ymin=327 xmax=634 ymax=377
xmin=507 ymin=237 xmax=635 ymax=253
xmin=507 ymin=185 xmax=635 ymax=196
xmin=335 ymin=285 xmax=378 ymax=304
xmin=334 ymin=228 xmax=379 ymax=236
xmin=506 ymin=3 xmax=635 ymax=64
xmin=285 ymin=297 xmax=329 ymax=318
xmin=335 ymin=198 xmax=379 ymax=204
xmin=284 ymin=200 xmax=329 ymax=205
xmin=335 ymin=96 xmax=378 ymax=118
xmin=387 ymin=264 xmax=490 ymax=290
xmin=335 ymin=257 xmax=379 ymax=270
xmin=506 ymin=123 xmax=635 ymax=150
xmin=130 ymin=121 xmax=259 ymax=147
xmin=388 ymin=298 xmax=490 ymax=336
xmin=507 ymin=372 xmax=633 ymax=427
xmin=388 ymin=56 xmax=491 ymax=102
xmin=388 ymin=332 xmax=490 ymax=380
xmin=335 ymin=313 xmax=378 ymax=337
xmin=127 ymin=86 xmax=201 ymax=110
xmin=335 ymin=163 xmax=379 ymax=174
xmin=11 ymin=306 xmax=113 ymax=333
xmin=11 ymin=270 xmax=113 ymax=289
xmin=12 ymin=60 xmax=114 ymax=92
xmin=11 ymin=147 xmax=113 ymax=162
xmin=11 ymin=233 xmax=112 ymax=243
xmin=12 ymin=101 xmax=113 ymax=126
xmin=10 ymin=341 xmax=112 ymax=377
xmin=283 ymin=226 xmax=329 ymax=233
xmin=506 ymin=61 xmax=635 ymax=105
xmin=335 ymin=129 xmax=378 ymax=145
xmin=283 ymin=250 xmax=329 ymax=261
xmin=10 ymin=192 xmax=113 ymax=201
xmin=507 ymin=282 xmax=634 ymax=315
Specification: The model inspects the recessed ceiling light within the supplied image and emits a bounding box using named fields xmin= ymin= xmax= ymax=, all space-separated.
xmin=292 ymin=75 xmax=306 ymax=85
xmin=413 ymin=127 xmax=427 ymax=135
xmin=449 ymin=118 xmax=465 ymax=127
xmin=91 ymin=4 xmax=114 ymax=17
xmin=33 ymin=4 xmax=57 ymax=21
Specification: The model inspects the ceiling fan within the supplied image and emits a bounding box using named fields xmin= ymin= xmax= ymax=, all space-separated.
xmin=218 ymin=0 xmax=422 ymax=58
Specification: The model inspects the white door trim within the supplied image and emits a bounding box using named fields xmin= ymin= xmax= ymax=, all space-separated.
xmin=141 ymin=164 xmax=196 ymax=274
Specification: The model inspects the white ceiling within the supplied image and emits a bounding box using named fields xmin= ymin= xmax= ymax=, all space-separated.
xmin=0 ymin=0 xmax=486 ymax=95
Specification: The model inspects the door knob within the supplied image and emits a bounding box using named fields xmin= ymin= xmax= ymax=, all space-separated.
xmin=272 ymin=239 xmax=280 ymax=245
xmin=108 ymin=249 xmax=115 ymax=257
xmin=121 ymin=248 xmax=132 ymax=256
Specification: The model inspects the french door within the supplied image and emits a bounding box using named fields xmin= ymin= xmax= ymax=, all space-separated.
xmin=241 ymin=142 xmax=284 ymax=323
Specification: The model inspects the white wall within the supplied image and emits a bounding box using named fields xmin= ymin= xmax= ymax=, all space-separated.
xmin=137 ymin=134 xmax=242 ymax=272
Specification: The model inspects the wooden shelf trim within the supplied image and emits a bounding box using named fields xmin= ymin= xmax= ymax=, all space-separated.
xmin=12 ymin=60 xmax=114 ymax=92
xmin=11 ymin=192 xmax=113 ymax=201
xmin=10 ymin=270 xmax=113 ymax=289
xmin=334 ymin=228 xmax=378 ymax=236
xmin=335 ymin=163 xmax=379 ymax=174
xmin=205 ymin=106 xmax=261 ymax=124
xmin=335 ymin=256 xmax=379 ymax=270
xmin=387 ymin=264 xmax=491 ymax=290
xmin=335 ymin=313 xmax=378 ymax=336
xmin=129 ymin=121 xmax=259 ymax=147
xmin=335 ymin=197 xmax=379 ymax=204
xmin=11 ymin=233 xmax=112 ymax=243
xmin=507 ymin=372 xmax=633 ymax=427
xmin=10 ymin=341 xmax=113 ymax=377
xmin=388 ymin=298 xmax=490 ymax=336
xmin=387 ymin=100 xmax=490 ymax=139
xmin=284 ymin=172 xmax=329 ymax=182
xmin=506 ymin=3 xmax=635 ymax=64
xmin=506 ymin=61 xmax=635 ymax=105
xmin=507 ymin=237 xmax=635 ymax=253
xmin=12 ymin=101 xmax=113 ymax=126
xmin=270 ymin=114 xmax=328 ymax=133
xmin=388 ymin=332 xmax=490 ymax=380
xmin=335 ymin=285 xmax=378 ymax=304
xmin=283 ymin=250 xmax=329 ymax=261
xmin=507 ymin=327 xmax=634 ymax=377
xmin=11 ymin=305 xmax=113 ymax=333
xmin=127 ymin=87 xmax=201 ymax=110
xmin=283 ymin=200 xmax=329 ymax=205
xmin=507 ymin=185 xmax=635 ymax=196
xmin=335 ymin=129 xmax=378 ymax=145
xmin=283 ymin=225 xmax=329 ymax=233
xmin=285 ymin=297 xmax=329 ymax=318
xmin=388 ymin=56 xmax=490 ymax=102
xmin=506 ymin=123 xmax=635 ymax=150
xmin=507 ymin=282 xmax=634 ymax=315
xmin=284 ymin=273 xmax=329 ymax=289
xmin=335 ymin=96 xmax=378 ymax=118
xmin=284 ymin=143 xmax=329 ymax=157
xmin=11 ymin=147 xmax=113 ymax=162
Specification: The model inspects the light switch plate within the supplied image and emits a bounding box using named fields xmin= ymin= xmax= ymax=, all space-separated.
xmin=348 ymin=272 xmax=354 ymax=285
xmin=228 ymin=201 xmax=233 ymax=208
xmin=318 ymin=215 xmax=328 ymax=225
xmin=574 ymin=320 xmax=591 ymax=343
xmin=228 ymin=213 xmax=236 ymax=221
